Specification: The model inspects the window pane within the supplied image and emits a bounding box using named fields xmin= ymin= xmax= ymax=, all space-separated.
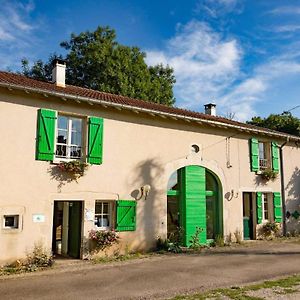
xmin=264 ymin=194 xmax=269 ymax=220
xmin=71 ymin=118 xmax=82 ymax=132
xmin=5 ymin=216 xmax=15 ymax=227
xmin=57 ymin=130 xmax=67 ymax=144
xmin=103 ymin=203 xmax=109 ymax=214
xmin=71 ymin=131 xmax=82 ymax=146
xmin=95 ymin=202 xmax=102 ymax=214
xmin=56 ymin=144 xmax=67 ymax=157
xmin=259 ymin=143 xmax=265 ymax=159
xmin=167 ymin=171 xmax=178 ymax=190
xmin=58 ymin=116 xmax=68 ymax=130
xmin=4 ymin=215 xmax=18 ymax=228
xmin=94 ymin=216 xmax=102 ymax=227
xmin=102 ymin=216 xmax=109 ymax=227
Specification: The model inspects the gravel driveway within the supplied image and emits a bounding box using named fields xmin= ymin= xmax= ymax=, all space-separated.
xmin=1 ymin=239 xmax=300 ymax=299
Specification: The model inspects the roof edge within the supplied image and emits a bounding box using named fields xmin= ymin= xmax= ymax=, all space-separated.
xmin=1 ymin=80 xmax=299 ymax=142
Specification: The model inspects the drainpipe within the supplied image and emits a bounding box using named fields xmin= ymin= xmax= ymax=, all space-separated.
xmin=279 ymin=138 xmax=289 ymax=236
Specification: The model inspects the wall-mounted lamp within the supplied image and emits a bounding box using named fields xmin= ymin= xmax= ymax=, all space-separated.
xmin=137 ymin=184 xmax=151 ymax=200
xmin=225 ymin=189 xmax=239 ymax=201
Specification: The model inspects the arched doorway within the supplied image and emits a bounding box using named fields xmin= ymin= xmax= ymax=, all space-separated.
xmin=167 ymin=165 xmax=223 ymax=246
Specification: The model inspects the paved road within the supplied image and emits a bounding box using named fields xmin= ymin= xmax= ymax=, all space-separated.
xmin=1 ymin=241 xmax=300 ymax=299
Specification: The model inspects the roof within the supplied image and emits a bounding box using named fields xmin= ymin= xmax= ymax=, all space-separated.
xmin=0 ymin=71 xmax=298 ymax=141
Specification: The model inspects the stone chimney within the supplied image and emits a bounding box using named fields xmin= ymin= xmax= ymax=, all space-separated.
xmin=204 ymin=103 xmax=216 ymax=116
xmin=52 ymin=59 xmax=66 ymax=87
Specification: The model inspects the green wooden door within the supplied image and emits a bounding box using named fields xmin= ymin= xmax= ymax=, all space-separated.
xmin=68 ymin=202 xmax=82 ymax=258
xmin=243 ymin=193 xmax=253 ymax=240
xmin=179 ymin=165 xmax=206 ymax=246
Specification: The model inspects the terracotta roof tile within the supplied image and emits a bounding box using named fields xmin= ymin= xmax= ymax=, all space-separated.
xmin=0 ymin=71 xmax=296 ymax=139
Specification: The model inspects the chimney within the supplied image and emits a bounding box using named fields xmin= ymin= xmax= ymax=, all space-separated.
xmin=52 ymin=59 xmax=66 ymax=87
xmin=204 ymin=103 xmax=216 ymax=116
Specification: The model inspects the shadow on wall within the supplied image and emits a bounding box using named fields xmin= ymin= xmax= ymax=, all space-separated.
xmin=286 ymin=167 xmax=300 ymax=232
xmin=254 ymin=174 xmax=268 ymax=187
xmin=129 ymin=158 xmax=164 ymax=251
xmin=286 ymin=167 xmax=300 ymax=200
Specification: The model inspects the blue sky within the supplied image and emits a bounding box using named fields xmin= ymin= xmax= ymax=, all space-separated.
xmin=1 ymin=0 xmax=300 ymax=121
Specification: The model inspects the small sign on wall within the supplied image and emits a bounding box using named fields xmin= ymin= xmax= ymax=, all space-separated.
xmin=85 ymin=209 xmax=94 ymax=221
xmin=32 ymin=214 xmax=45 ymax=223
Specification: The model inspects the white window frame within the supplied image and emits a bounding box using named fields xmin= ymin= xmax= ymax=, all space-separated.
xmin=94 ymin=201 xmax=113 ymax=230
xmin=3 ymin=215 xmax=19 ymax=229
xmin=262 ymin=193 xmax=273 ymax=222
xmin=258 ymin=141 xmax=271 ymax=170
xmin=55 ymin=114 xmax=84 ymax=161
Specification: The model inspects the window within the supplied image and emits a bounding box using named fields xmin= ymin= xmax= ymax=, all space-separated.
xmin=36 ymin=109 xmax=103 ymax=164
xmin=94 ymin=201 xmax=112 ymax=229
xmin=262 ymin=193 xmax=273 ymax=222
xmin=250 ymin=139 xmax=279 ymax=173
xmin=56 ymin=115 xmax=83 ymax=160
xmin=3 ymin=215 xmax=19 ymax=229
xmin=258 ymin=142 xmax=271 ymax=170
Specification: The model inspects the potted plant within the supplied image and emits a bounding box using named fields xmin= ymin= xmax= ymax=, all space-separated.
xmin=57 ymin=160 xmax=88 ymax=181
xmin=260 ymin=168 xmax=278 ymax=181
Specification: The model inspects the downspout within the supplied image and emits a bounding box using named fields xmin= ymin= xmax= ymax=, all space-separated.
xmin=279 ymin=138 xmax=289 ymax=236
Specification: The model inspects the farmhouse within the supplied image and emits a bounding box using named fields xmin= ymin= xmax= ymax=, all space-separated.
xmin=1 ymin=61 xmax=300 ymax=264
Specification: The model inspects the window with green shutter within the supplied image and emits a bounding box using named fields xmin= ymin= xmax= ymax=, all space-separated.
xmin=36 ymin=109 xmax=103 ymax=164
xmin=256 ymin=192 xmax=263 ymax=224
xmin=87 ymin=117 xmax=103 ymax=165
xmin=36 ymin=109 xmax=57 ymax=161
xmin=250 ymin=138 xmax=259 ymax=172
xmin=116 ymin=200 xmax=136 ymax=231
xmin=271 ymin=142 xmax=279 ymax=172
xmin=273 ymin=192 xmax=282 ymax=223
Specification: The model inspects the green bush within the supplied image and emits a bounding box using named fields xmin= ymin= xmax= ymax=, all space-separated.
xmin=156 ymin=227 xmax=183 ymax=253
xmin=1 ymin=243 xmax=53 ymax=275
xmin=261 ymin=222 xmax=280 ymax=239
xmin=24 ymin=243 xmax=53 ymax=271
xmin=189 ymin=227 xmax=203 ymax=250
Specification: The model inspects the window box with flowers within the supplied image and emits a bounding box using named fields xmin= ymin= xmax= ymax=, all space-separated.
xmin=56 ymin=160 xmax=89 ymax=181
xmin=89 ymin=229 xmax=119 ymax=252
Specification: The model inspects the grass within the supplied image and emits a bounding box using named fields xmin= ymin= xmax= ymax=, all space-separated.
xmin=171 ymin=274 xmax=300 ymax=300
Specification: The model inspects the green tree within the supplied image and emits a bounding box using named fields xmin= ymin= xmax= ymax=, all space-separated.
xmin=247 ymin=112 xmax=300 ymax=136
xmin=21 ymin=26 xmax=175 ymax=106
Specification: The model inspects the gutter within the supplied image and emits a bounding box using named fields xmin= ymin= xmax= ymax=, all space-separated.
xmin=1 ymin=81 xmax=300 ymax=142
xmin=279 ymin=139 xmax=289 ymax=236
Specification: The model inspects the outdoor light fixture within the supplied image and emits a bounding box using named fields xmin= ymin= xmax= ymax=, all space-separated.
xmin=225 ymin=189 xmax=239 ymax=201
xmin=137 ymin=184 xmax=151 ymax=200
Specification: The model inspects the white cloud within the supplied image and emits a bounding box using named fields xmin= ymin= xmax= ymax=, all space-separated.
xmin=146 ymin=20 xmax=243 ymax=114
xmin=220 ymin=57 xmax=300 ymax=120
xmin=146 ymin=20 xmax=300 ymax=121
xmin=272 ymin=25 xmax=300 ymax=33
xmin=269 ymin=6 xmax=300 ymax=15
xmin=194 ymin=0 xmax=242 ymax=18
xmin=0 ymin=0 xmax=40 ymax=69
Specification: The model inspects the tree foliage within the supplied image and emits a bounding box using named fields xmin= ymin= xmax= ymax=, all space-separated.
xmin=21 ymin=26 xmax=175 ymax=106
xmin=247 ymin=112 xmax=300 ymax=136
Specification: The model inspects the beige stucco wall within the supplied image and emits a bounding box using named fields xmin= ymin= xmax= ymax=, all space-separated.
xmin=283 ymin=145 xmax=300 ymax=233
xmin=0 ymin=87 xmax=299 ymax=264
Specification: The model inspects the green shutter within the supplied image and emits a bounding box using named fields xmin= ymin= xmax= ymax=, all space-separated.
xmin=116 ymin=200 xmax=136 ymax=231
xmin=87 ymin=117 xmax=103 ymax=164
xmin=273 ymin=192 xmax=282 ymax=223
xmin=256 ymin=192 xmax=263 ymax=224
xmin=272 ymin=142 xmax=279 ymax=172
xmin=250 ymin=138 xmax=259 ymax=172
xmin=36 ymin=109 xmax=56 ymax=161
xmin=179 ymin=166 xmax=206 ymax=246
